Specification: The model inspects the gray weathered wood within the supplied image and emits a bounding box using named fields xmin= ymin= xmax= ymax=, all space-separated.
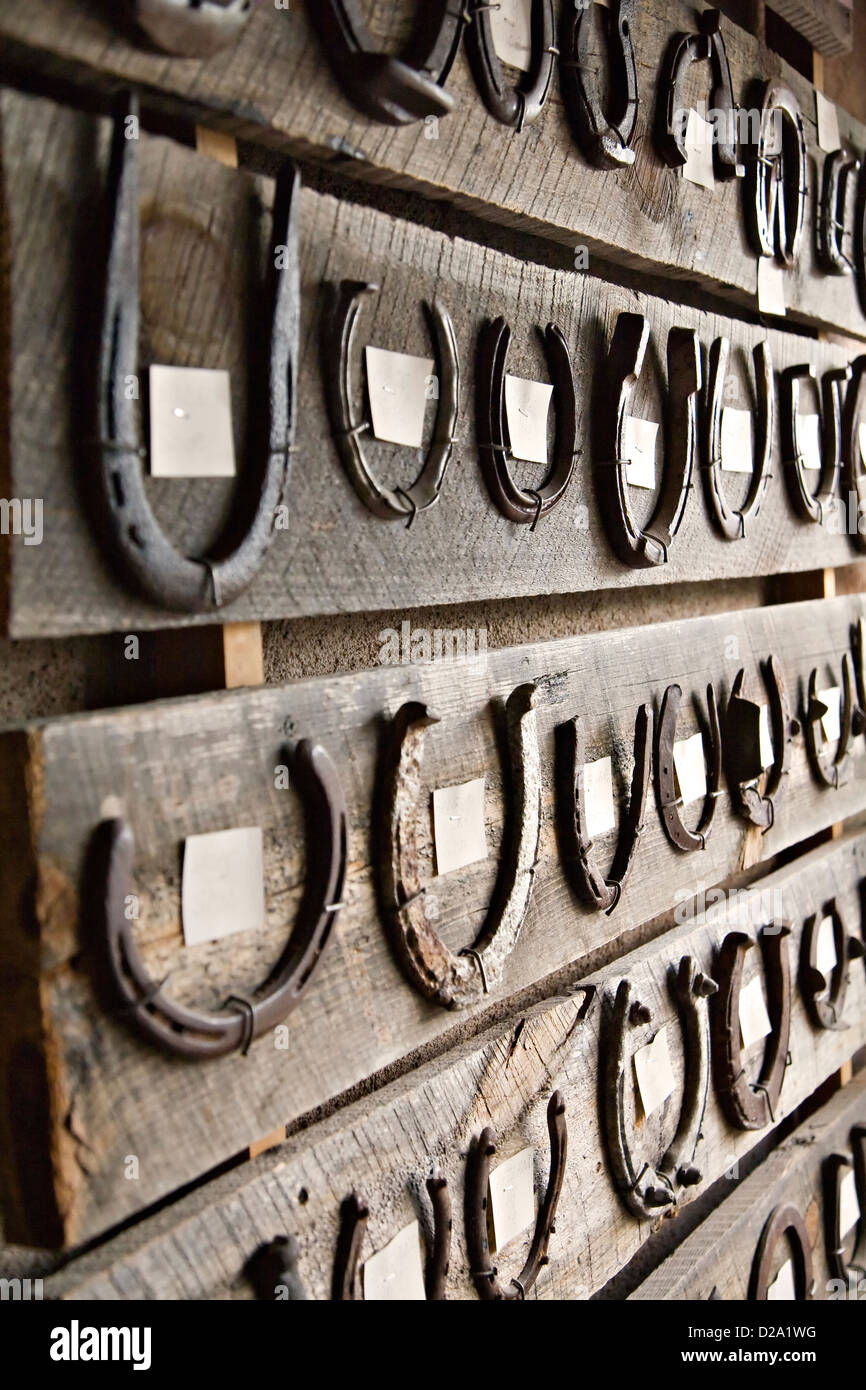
xmin=771 ymin=0 xmax=852 ymax=57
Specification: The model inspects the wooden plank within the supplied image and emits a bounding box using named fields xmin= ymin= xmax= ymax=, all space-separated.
xmin=0 ymin=1 xmax=864 ymax=340
xmin=3 ymin=593 xmax=866 ymax=1247
xmin=5 ymin=93 xmax=866 ymax=641
xmin=631 ymin=1070 xmax=866 ymax=1300
xmin=42 ymin=833 xmax=866 ymax=1298
xmin=771 ymin=0 xmax=852 ymax=57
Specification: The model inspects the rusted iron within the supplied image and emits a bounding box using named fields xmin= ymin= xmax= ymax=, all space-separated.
xmin=134 ymin=0 xmax=251 ymax=56
xmin=823 ymin=1127 xmax=866 ymax=1284
xmin=560 ymin=0 xmax=638 ymax=168
xmin=747 ymin=82 xmax=807 ymax=267
xmin=657 ymin=9 xmax=744 ymax=179
xmin=818 ymin=148 xmax=861 ymax=275
xmin=711 ymin=926 xmax=792 ymax=1131
xmin=465 ymin=0 xmax=556 ymax=130
xmin=804 ymin=652 xmax=857 ymax=790
xmin=246 ymin=1235 xmax=307 ymax=1301
xmin=800 ymin=901 xmax=865 ymax=1031
xmin=842 ymin=358 xmax=866 ymax=552
xmin=724 ymin=656 xmax=799 ymax=831
xmin=750 ymin=1204 xmax=814 ymax=1301
xmin=655 ymin=683 xmax=722 ymax=853
xmin=702 ymin=339 xmax=773 ymax=541
xmin=332 ymin=1178 xmax=452 ymax=1300
xmin=781 ymin=364 xmax=850 ymax=526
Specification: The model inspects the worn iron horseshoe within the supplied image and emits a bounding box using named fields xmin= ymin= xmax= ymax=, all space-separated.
xmin=657 ymin=9 xmax=744 ymax=180
xmin=556 ymin=703 xmax=653 ymax=915
xmin=332 ymin=1177 xmax=452 ymax=1300
xmin=655 ymin=683 xmax=722 ymax=853
xmin=304 ymin=1 xmax=465 ymax=126
xmin=322 ymin=281 xmax=459 ymax=525
xmin=465 ymin=0 xmax=556 ymax=130
xmin=702 ymin=339 xmax=773 ymax=541
xmin=476 ymin=317 xmax=578 ymax=527
xmin=604 ymin=957 xmax=717 ymax=1219
xmin=823 ymin=1128 xmax=866 ymax=1285
xmin=804 ymin=652 xmax=857 ymax=790
xmin=724 ymin=656 xmax=799 ymax=832
xmin=95 ymin=94 xmax=300 ymax=612
xmin=559 ymin=0 xmax=638 ymax=169
xmin=750 ymin=1204 xmax=814 ymax=1300
xmin=818 ymin=148 xmax=861 ymax=275
xmin=801 ymin=901 xmax=865 ymax=1031
xmin=843 ymin=358 xmax=866 ymax=551
xmin=376 ymin=684 xmax=541 ymax=1009
xmin=712 ymin=926 xmax=792 ymax=1131
xmin=465 ymin=1091 xmax=567 ymax=1300
xmin=94 ymin=740 xmax=348 ymax=1060
xmin=781 ymin=365 xmax=851 ymax=526
xmin=133 ymin=0 xmax=252 ymax=56
xmin=596 ymin=314 xmax=701 ymax=569
xmin=747 ymin=82 xmax=807 ymax=267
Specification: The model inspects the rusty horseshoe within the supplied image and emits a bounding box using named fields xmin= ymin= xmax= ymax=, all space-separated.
xmin=818 ymin=148 xmax=861 ymax=275
xmin=843 ymin=358 xmax=866 ymax=552
xmin=823 ymin=1128 xmax=866 ymax=1286
xmin=804 ymin=653 xmax=858 ymax=790
xmin=559 ymin=0 xmax=639 ymax=169
xmin=657 ymin=9 xmax=744 ymax=180
xmin=656 ymin=683 xmax=722 ymax=853
xmin=750 ymin=1204 xmax=814 ymax=1301
xmin=747 ymin=82 xmax=807 ymax=267
xmin=711 ymin=926 xmax=792 ymax=1131
xmin=465 ymin=0 xmax=556 ymax=130
xmin=332 ymin=1176 xmax=452 ymax=1300
xmin=133 ymin=0 xmax=251 ymax=56
xmin=800 ymin=901 xmax=865 ymax=1031
xmin=724 ymin=656 xmax=799 ymax=832
xmin=702 ymin=339 xmax=773 ymax=541
xmin=781 ymin=365 xmax=851 ymax=526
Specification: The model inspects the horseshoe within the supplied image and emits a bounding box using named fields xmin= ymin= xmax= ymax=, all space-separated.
xmin=800 ymin=901 xmax=865 ymax=1031
xmin=655 ymin=683 xmax=722 ymax=853
xmin=376 ymin=684 xmax=541 ymax=1009
xmin=133 ymin=0 xmax=252 ymax=56
xmin=465 ymin=0 xmax=556 ymax=131
xmin=603 ymin=957 xmax=717 ymax=1220
xmin=465 ymin=1091 xmax=567 ymax=1300
xmin=657 ymin=9 xmax=744 ymax=180
xmin=818 ymin=148 xmax=861 ymax=275
xmin=781 ymin=365 xmax=850 ymax=526
xmin=595 ymin=314 xmax=701 ymax=569
xmin=724 ymin=656 xmax=799 ymax=832
xmin=702 ymin=338 xmax=773 ymax=541
xmin=476 ymin=317 xmax=578 ymax=527
xmin=94 ymin=739 xmax=348 ymax=1060
xmin=556 ymin=703 xmax=653 ymax=915
xmin=321 ymin=281 xmax=459 ymax=525
xmin=750 ymin=1204 xmax=814 ymax=1301
xmin=245 ymin=1235 xmax=307 ymax=1301
xmin=304 ymin=1 xmax=465 ymax=126
xmin=711 ymin=926 xmax=792 ymax=1131
xmin=804 ymin=653 xmax=857 ymax=790
xmin=332 ymin=1178 xmax=452 ymax=1300
xmin=842 ymin=358 xmax=866 ymax=552
xmin=747 ymin=82 xmax=807 ymax=267
xmin=823 ymin=1128 xmax=866 ymax=1285
xmin=858 ymin=161 xmax=866 ymax=317
xmin=559 ymin=0 xmax=639 ymax=169
xmin=95 ymin=93 xmax=300 ymax=612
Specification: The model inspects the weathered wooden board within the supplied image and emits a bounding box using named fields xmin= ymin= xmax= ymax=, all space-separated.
xmin=631 ymin=1070 xmax=866 ymax=1300
xmin=771 ymin=0 xmax=853 ymax=57
xmin=0 ymin=1 xmax=864 ymax=340
xmin=41 ymin=833 xmax=866 ymax=1298
xmin=4 ymin=92 xmax=866 ymax=640
xmin=3 ymin=594 xmax=866 ymax=1248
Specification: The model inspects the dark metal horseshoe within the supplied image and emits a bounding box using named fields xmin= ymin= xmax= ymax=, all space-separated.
xmin=465 ymin=0 xmax=556 ymax=131
xmin=376 ymin=684 xmax=541 ymax=1009
xmin=750 ymin=1204 xmax=814 ymax=1301
xmin=702 ymin=338 xmax=773 ymax=541
xmin=823 ymin=1128 xmax=866 ymax=1285
xmin=800 ymin=901 xmax=865 ymax=1031
xmin=559 ymin=0 xmax=638 ymax=169
xmin=857 ymin=161 xmax=866 ymax=318
xmin=246 ymin=1235 xmax=307 ymax=1301
xmin=465 ymin=1091 xmax=567 ymax=1300
xmin=595 ymin=314 xmax=701 ymax=569
xmin=476 ymin=317 xmax=578 ymax=527
xmin=711 ymin=926 xmax=792 ymax=1131
xmin=724 ymin=656 xmax=799 ymax=831
xmin=556 ymin=703 xmax=653 ymax=915
xmin=804 ymin=652 xmax=857 ymax=790
xmin=655 ymin=683 xmax=722 ymax=853
xmin=94 ymin=739 xmax=348 ymax=1060
xmin=843 ymin=357 xmax=866 ymax=552
xmin=657 ymin=9 xmax=744 ymax=180
xmin=747 ymin=82 xmax=807 ymax=267
xmin=781 ymin=364 xmax=851 ymax=526
xmin=133 ymin=0 xmax=252 ymax=56
xmin=603 ymin=957 xmax=717 ymax=1220
xmin=332 ymin=1178 xmax=452 ymax=1300
xmin=321 ymin=281 xmax=459 ymax=524
xmin=818 ymin=148 xmax=861 ymax=275
xmin=95 ymin=93 xmax=300 ymax=612
xmin=304 ymin=1 xmax=465 ymax=126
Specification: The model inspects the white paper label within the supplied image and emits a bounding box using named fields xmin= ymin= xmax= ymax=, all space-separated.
xmin=816 ymin=916 xmax=838 ymax=980
xmin=840 ymin=1170 xmax=860 ymax=1238
xmin=181 ymin=826 xmax=265 ymax=947
xmin=488 ymin=1147 xmax=536 ymax=1251
xmin=674 ymin=732 xmax=707 ymax=807
xmin=584 ymin=756 xmax=616 ymax=839
xmin=798 ymin=414 xmax=823 ymax=472
xmin=489 ymin=0 xmax=533 ymax=72
xmin=757 ymin=258 xmax=787 ymax=317
xmin=819 ymin=687 xmax=842 ymax=743
xmin=816 ymin=91 xmax=841 ymax=154
xmin=739 ymin=974 xmax=773 ymax=1051
xmin=504 ymin=375 xmax=554 ymax=465
xmin=623 ymin=417 xmax=659 ymax=490
xmin=721 ymin=407 xmax=754 ymax=474
xmin=433 ymin=778 xmax=487 ymax=876
xmin=149 ymin=364 xmax=236 ymax=478
xmin=759 ymin=705 xmax=774 ymax=770
xmin=633 ymin=1027 xmax=676 ymax=1119
xmin=683 ymin=109 xmax=716 ymax=191
xmin=362 ymin=1221 xmax=427 ymax=1302
xmin=365 ymin=346 xmax=434 ymax=450
xmin=767 ymin=1260 xmax=796 ymax=1301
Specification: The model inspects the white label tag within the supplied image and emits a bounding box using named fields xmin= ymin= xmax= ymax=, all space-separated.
xmin=759 ymin=705 xmax=774 ymax=770
xmin=818 ymin=687 xmax=842 ymax=743
xmin=739 ymin=974 xmax=773 ymax=1051
xmin=767 ymin=1260 xmax=796 ymax=1301
xmin=433 ymin=778 xmax=487 ymax=876
xmin=504 ymin=375 xmax=554 ymax=465
xmin=816 ymin=916 xmax=838 ymax=980
xmin=840 ymin=1170 xmax=860 ymax=1238
xmin=489 ymin=0 xmax=533 ymax=72
xmin=798 ymin=414 xmax=823 ymax=471
xmin=181 ymin=826 xmax=265 ymax=947
xmin=623 ymin=417 xmax=659 ymax=490
xmin=757 ymin=258 xmax=786 ymax=317
xmin=365 ymin=346 xmax=434 ymax=450
xmin=816 ymin=91 xmax=841 ymax=154
xmin=674 ymin=732 xmax=707 ymax=807
xmin=362 ymin=1221 xmax=427 ymax=1302
xmin=683 ymin=109 xmax=716 ymax=191
xmin=488 ymin=1147 xmax=536 ymax=1251
xmin=633 ymin=1027 xmax=676 ymax=1119
xmin=149 ymin=364 xmax=236 ymax=478
xmin=721 ymin=407 xmax=754 ymax=474
xmin=584 ymin=756 xmax=616 ymax=839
